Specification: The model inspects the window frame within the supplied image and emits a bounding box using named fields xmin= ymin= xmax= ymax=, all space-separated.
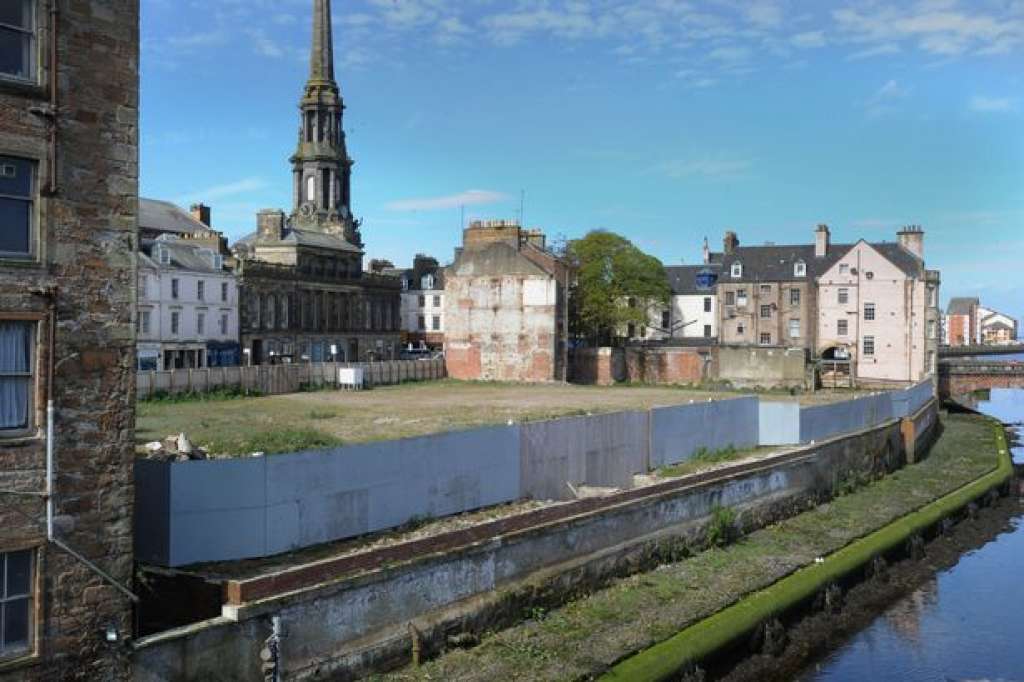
xmin=0 ymin=155 xmax=37 ymax=261
xmin=0 ymin=316 xmax=40 ymax=438
xmin=170 ymin=310 xmax=180 ymax=336
xmin=730 ymin=261 xmax=742 ymax=278
xmin=725 ymin=291 xmax=735 ymax=306
xmin=760 ymin=304 xmax=771 ymax=319
xmin=863 ymin=335 xmax=875 ymax=356
xmin=794 ymin=261 xmax=806 ymax=277
xmin=837 ymin=319 xmax=848 ymax=336
xmin=838 ymin=288 xmax=849 ymax=305
xmin=196 ymin=280 xmax=204 ymax=302
xmin=0 ymin=0 xmax=39 ymax=86
xmin=703 ymin=296 xmax=712 ymax=313
xmin=759 ymin=332 xmax=771 ymax=346
xmin=790 ymin=288 xmax=801 ymax=306
xmin=170 ymin=278 xmax=179 ymax=300
xmin=864 ymin=302 xmax=876 ymax=321
xmin=788 ymin=318 xmax=801 ymax=339
xmin=431 ymin=315 xmax=441 ymax=332
xmin=0 ymin=545 xmax=39 ymax=664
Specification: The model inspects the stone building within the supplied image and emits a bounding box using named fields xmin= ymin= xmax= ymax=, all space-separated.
xmin=0 ymin=0 xmax=138 ymax=677
xmin=392 ymin=254 xmax=446 ymax=351
xmin=445 ymin=221 xmax=570 ymax=382
xmin=817 ymin=226 xmax=941 ymax=384
xmin=232 ymin=0 xmax=400 ymax=364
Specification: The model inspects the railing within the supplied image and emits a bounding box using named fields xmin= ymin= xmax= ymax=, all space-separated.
xmin=136 ymin=358 xmax=446 ymax=399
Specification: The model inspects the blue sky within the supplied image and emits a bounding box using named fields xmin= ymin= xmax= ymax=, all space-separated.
xmin=140 ymin=0 xmax=1023 ymax=320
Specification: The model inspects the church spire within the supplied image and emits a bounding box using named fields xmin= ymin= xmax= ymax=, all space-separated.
xmin=309 ymin=0 xmax=335 ymax=84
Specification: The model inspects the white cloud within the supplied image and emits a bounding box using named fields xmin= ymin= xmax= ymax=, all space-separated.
xmin=863 ymin=78 xmax=910 ymax=116
xmin=791 ymin=31 xmax=827 ymax=48
xmin=385 ymin=190 xmax=509 ymax=212
xmin=708 ymin=45 xmax=751 ymax=63
xmin=175 ymin=177 xmax=269 ymax=205
xmin=969 ymin=95 xmax=1016 ymax=112
xmin=846 ymin=43 xmax=901 ymax=60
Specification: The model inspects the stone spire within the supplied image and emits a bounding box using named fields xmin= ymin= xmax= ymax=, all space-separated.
xmin=309 ymin=0 xmax=334 ymax=84
xmin=289 ymin=0 xmax=361 ymax=246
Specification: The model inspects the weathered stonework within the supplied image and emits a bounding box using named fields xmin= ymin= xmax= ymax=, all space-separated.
xmin=0 ymin=1 xmax=138 ymax=679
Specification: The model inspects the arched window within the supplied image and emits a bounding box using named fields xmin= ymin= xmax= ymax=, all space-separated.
xmin=265 ymin=295 xmax=276 ymax=330
xmin=306 ymin=175 xmax=316 ymax=202
xmin=731 ymin=261 xmax=743 ymax=278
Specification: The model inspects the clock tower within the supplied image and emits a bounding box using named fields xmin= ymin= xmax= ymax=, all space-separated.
xmin=289 ymin=0 xmax=361 ymax=247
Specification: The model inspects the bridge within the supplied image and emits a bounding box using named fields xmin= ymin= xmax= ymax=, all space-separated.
xmin=938 ymin=358 xmax=1024 ymax=399
xmin=938 ymin=344 xmax=1024 ymax=358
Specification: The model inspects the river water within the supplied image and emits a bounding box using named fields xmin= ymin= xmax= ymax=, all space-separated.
xmin=799 ymin=386 xmax=1024 ymax=682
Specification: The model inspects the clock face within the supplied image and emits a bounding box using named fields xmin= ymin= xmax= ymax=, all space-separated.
xmin=300 ymin=202 xmax=316 ymax=218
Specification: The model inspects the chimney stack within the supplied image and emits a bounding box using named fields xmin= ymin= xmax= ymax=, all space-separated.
xmin=814 ymin=224 xmax=830 ymax=258
xmin=257 ymin=209 xmax=286 ymax=242
xmin=723 ymin=231 xmax=739 ymax=255
xmin=702 ymin=236 xmax=710 ymax=264
xmin=897 ymin=225 xmax=924 ymax=260
xmin=190 ymin=203 xmax=211 ymax=227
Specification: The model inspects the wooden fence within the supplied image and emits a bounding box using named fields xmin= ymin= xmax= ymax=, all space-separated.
xmin=136 ymin=358 xmax=446 ymax=399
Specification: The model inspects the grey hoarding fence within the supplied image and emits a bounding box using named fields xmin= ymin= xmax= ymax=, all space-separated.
xmin=651 ymin=397 xmax=759 ymax=468
xmin=136 ymin=358 xmax=446 ymax=399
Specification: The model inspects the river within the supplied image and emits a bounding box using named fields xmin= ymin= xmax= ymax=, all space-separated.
xmin=799 ymin=386 xmax=1024 ymax=681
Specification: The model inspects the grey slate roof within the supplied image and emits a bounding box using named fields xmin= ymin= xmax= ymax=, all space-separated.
xmin=665 ymin=264 xmax=721 ymax=295
xmin=947 ymin=297 xmax=980 ymax=315
xmin=139 ymin=238 xmax=224 ymax=274
xmin=711 ymin=240 xmax=923 ymax=283
xmin=139 ymin=198 xmax=212 ymax=236
xmin=234 ymin=227 xmax=362 ymax=254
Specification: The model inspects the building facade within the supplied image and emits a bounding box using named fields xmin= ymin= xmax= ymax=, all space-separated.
xmin=445 ymin=221 xmax=570 ymax=382
xmin=644 ymin=264 xmax=719 ymax=341
xmin=0 ymin=0 xmax=138 ymax=677
xmin=233 ymin=0 xmax=400 ymax=364
xmin=817 ymin=227 xmax=940 ymax=384
xmin=977 ymin=305 xmax=1018 ymax=345
xmin=945 ymin=297 xmax=979 ymax=346
xmin=394 ymin=254 xmax=445 ymax=350
xmin=137 ymin=234 xmax=239 ymax=370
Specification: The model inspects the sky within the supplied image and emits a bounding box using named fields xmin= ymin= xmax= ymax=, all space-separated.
xmin=140 ymin=0 xmax=1023 ymax=321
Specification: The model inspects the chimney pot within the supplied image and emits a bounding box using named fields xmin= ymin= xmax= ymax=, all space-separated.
xmin=190 ymin=203 xmax=211 ymax=227
xmin=814 ymin=223 xmax=830 ymax=258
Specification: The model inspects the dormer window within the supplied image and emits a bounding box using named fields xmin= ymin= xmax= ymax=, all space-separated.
xmin=213 ymin=255 xmax=224 ymax=270
xmin=731 ymin=261 xmax=743 ymax=278
xmin=401 ymin=277 xmax=409 ymax=291
xmin=794 ymin=260 xmax=806 ymax=277
xmin=158 ymin=246 xmax=170 ymax=266
xmin=422 ymin=274 xmax=435 ymax=290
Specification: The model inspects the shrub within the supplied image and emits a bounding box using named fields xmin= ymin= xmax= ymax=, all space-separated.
xmin=706 ymin=505 xmax=737 ymax=548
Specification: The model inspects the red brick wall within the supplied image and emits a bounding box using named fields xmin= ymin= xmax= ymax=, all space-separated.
xmin=570 ymin=348 xmax=623 ymax=385
xmin=445 ymin=343 xmax=482 ymax=380
xmin=948 ymin=314 xmax=970 ymax=346
xmin=625 ymin=347 xmax=708 ymax=385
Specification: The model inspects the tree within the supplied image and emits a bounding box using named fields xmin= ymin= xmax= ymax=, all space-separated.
xmin=566 ymin=230 xmax=670 ymax=346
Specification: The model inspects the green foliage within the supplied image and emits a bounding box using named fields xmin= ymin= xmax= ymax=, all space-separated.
xmin=566 ymin=230 xmax=670 ymax=345
xmin=657 ymin=444 xmax=744 ymax=479
xmin=705 ymin=506 xmax=737 ymax=548
xmin=141 ymin=386 xmax=261 ymax=404
xmin=201 ymin=428 xmax=341 ymax=456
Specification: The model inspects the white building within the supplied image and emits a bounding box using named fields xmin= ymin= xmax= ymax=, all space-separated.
xmin=137 ymin=234 xmax=239 ymax=370
xmin=391 ymin=254 xmax=445 ymax=351
xmin=978 ymin=305 xmax=1019 ymax=344
xmin=643 ymin=265 xmax=719 ymax=341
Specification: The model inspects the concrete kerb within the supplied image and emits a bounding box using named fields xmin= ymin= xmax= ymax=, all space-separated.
xmin=602 ymin=416 xmax=1010 ymax=682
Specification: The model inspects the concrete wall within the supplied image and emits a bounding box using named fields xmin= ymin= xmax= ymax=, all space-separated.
xmin=132 ymin=404 xmax=937 ymax=682
xmin=717 ymin=345 xmax=808 ymax=389
xmin=651 ymin=397 xmax=759 ymax=467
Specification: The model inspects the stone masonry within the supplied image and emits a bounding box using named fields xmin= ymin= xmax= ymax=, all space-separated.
xmin=0 ymin=1 xmax=138 ymax=679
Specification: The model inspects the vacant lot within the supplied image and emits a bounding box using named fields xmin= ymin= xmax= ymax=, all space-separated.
xmin=136 ymin=381 xmax=866 ymax=456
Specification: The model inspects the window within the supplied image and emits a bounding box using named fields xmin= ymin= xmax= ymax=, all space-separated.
xmin=422 ymin=274 xmax=435 ymax=290
xmin=790 ymin=288 xmax=801 ymax=306
xmin=139 ymin=310 xmax=151 ymax=335
xmin=760 ymin=305 xmax=771 ymax=319
xmin=703 ymin=297 xmax=712 ymax=313
xmin=418 ymin=295 xmax=425 ymax=308
xmin=221 ymin=282 xmax=228 ymax=302
xmin=432 ymin=316 xmax=441 ymax=331
xmin=839 ymin=264 xmax=849 ymax=276
xmin=927 ymin=319 xmax=936 ymax=339
xmin=401 ymin=278 xmax=409 ymax=291
xmin=864 ymin=302 xmax=876 ymax=321
xmin=737 ymin=290 xmax=748 ymax=307
xmin=306 ymin=175 xmax=315 ymax=202
xmin=838 ymin=288 xmax=848 ymax=305
xmin=794 ymin=261 xmax=806 ymax=277
xmin=417 ymin=315 xmax=425 ymax=331
xmin=196 ymin=312 xmax=205 ymax=336
xmin=170 ymin=311 xmax=180 ymax=336
xmin=0 ymin=156 xmax=34 ymax=258
xmin=0 ymin=548 xmax=34 ymax=660
xmin=220 ymin=313 xmax=228 ymax=336
xmin=171 ymin=279 xmax=179 ymax=300
xmin=704 ymin=325 xmax=712 ymax=338
xmin=863 ymin=336 xmax=875 ymax=356
xmin=661 ymin=310 xmax=670 ymax=329
xmin=197 ymin=281 xmax=205 ymax=301
xmin=725 ymin=291 xmax=735 ymax=306
xmin=0 ymin=1 xmax=35 ymax=81
xmin=788 ymin=319 xmax=801 ymax=338
xmin=731 ymin=262 xmax=742 ymax=278
xmin=433 ymin=295 xmax=441 ymax=308
xmin=737 ymin=323 xmax=745 ymax=335
xmin=760 ymin=332 xmax=771 ymax=346
xmin=838 ymin=319 xmax=848 ymax=336
xmin=760 ymin=285 xmax=771 ymax=295
xmin=0 ymin=321 xmax=32 ymax=432
xmin=158 ymin=246 xmax=170 ymax=266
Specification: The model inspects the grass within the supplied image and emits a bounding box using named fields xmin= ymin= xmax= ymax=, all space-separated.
xmin=199 ymin=427 xmax=341 ymax=456
xmin=380 ymin=413 xmax=1003 ymax=682
xmin=136 ymin=380 xmax=862 ymax=457
xmin=655 ymin=445 xmax=764 ymax=479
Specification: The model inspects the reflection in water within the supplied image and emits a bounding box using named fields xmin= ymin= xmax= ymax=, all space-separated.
xmin=801 ymin=389 xmax=1024 ymax=682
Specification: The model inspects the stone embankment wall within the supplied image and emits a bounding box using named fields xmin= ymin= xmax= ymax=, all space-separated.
xmin=131 ymin=397 xmax=937 ymax=681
